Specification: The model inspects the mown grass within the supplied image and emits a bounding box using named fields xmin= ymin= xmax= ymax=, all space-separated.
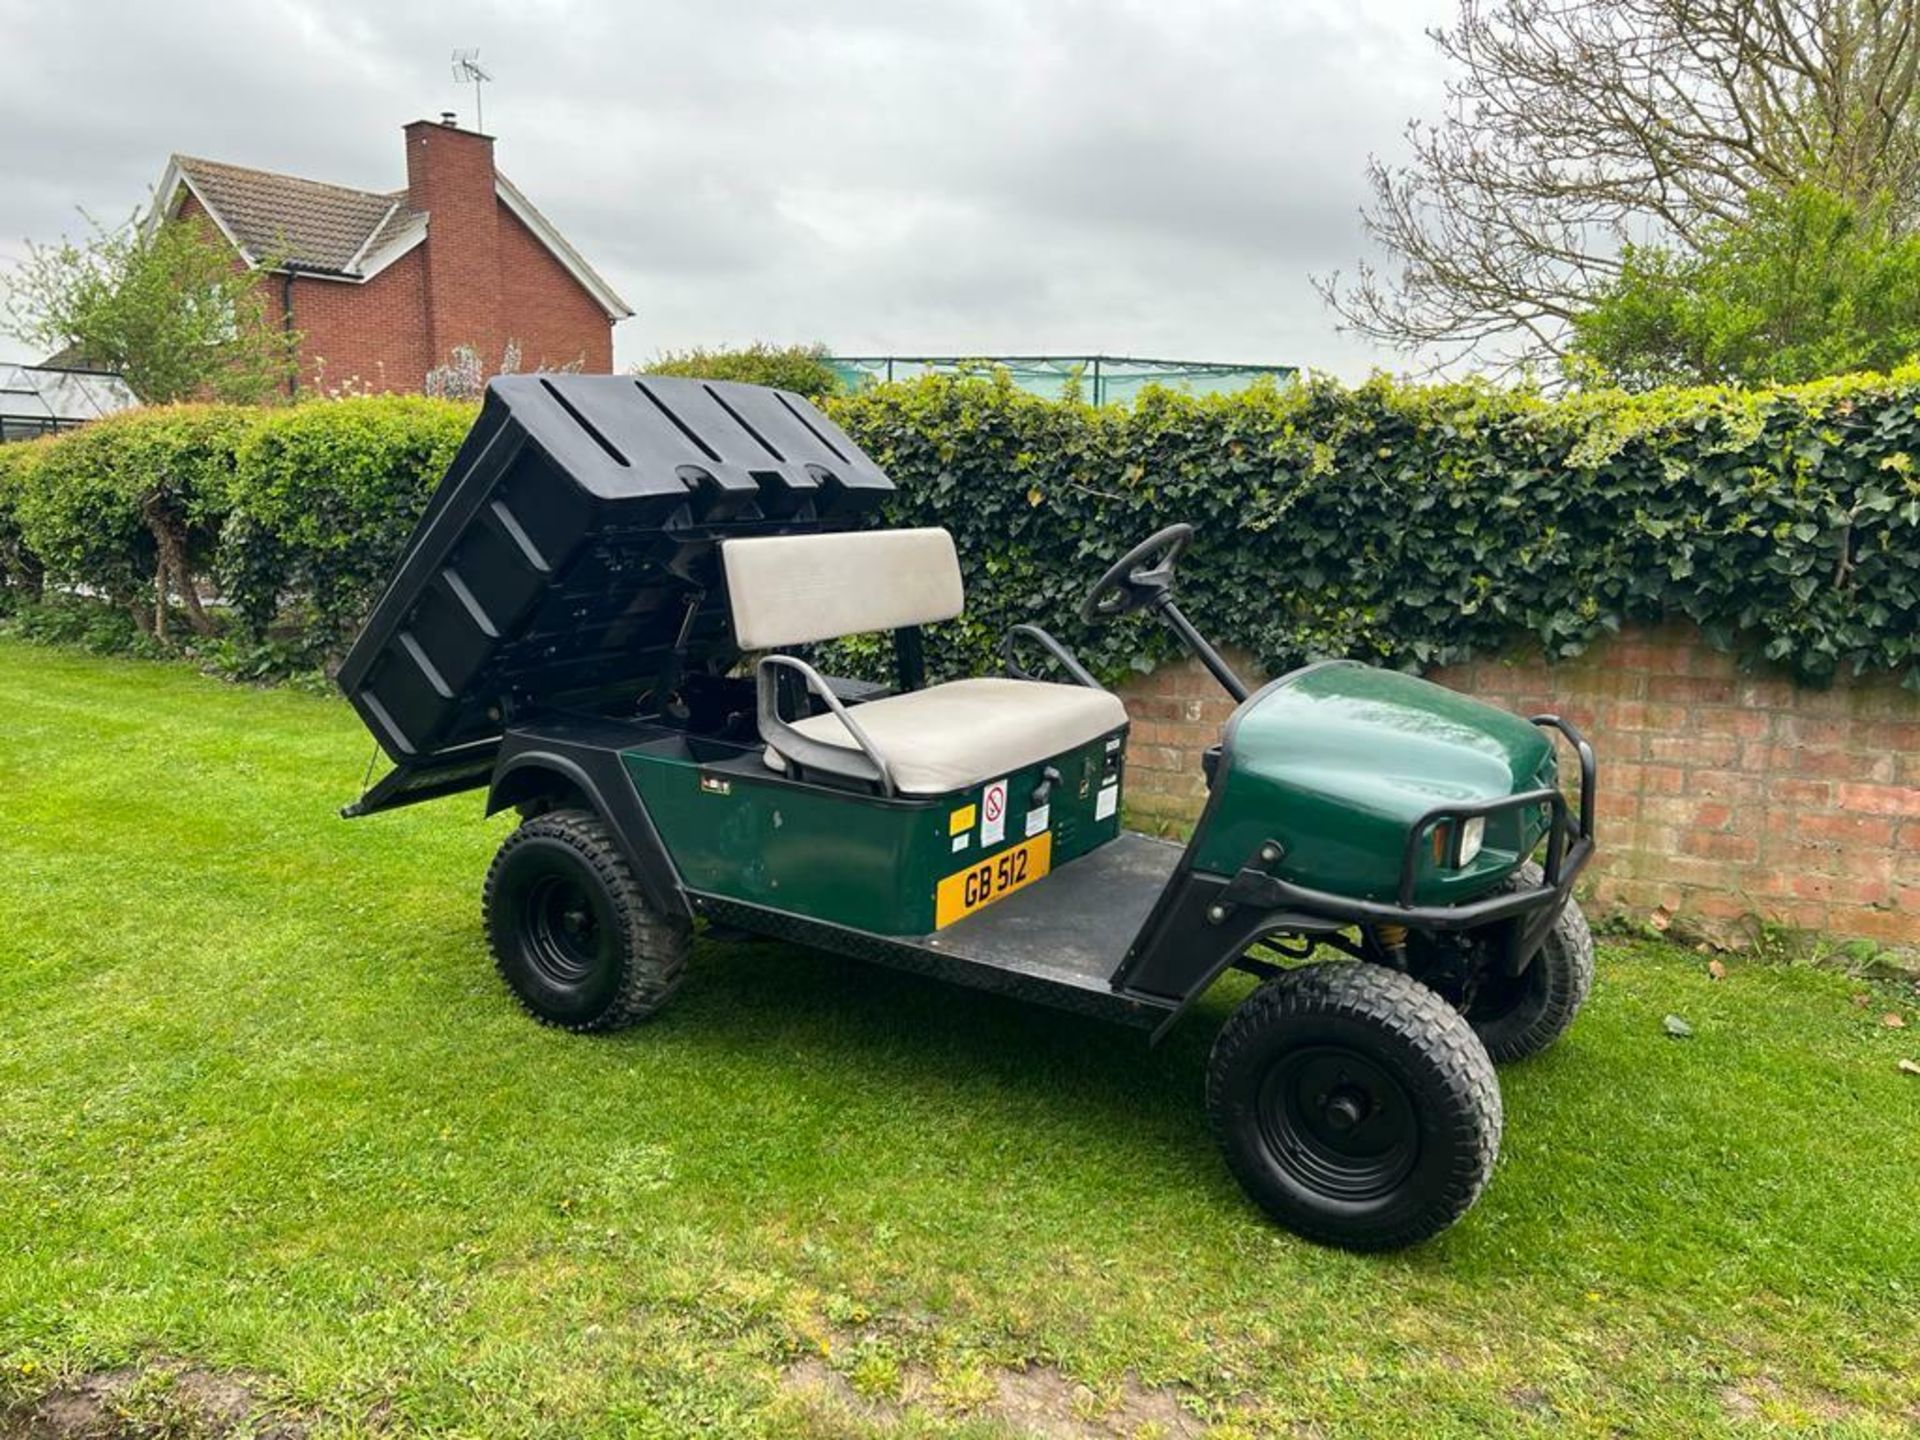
xmin=0 ymin=639 xmax=1916 ymax=1438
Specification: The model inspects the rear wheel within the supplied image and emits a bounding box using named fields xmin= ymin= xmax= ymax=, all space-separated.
xmin=483 ymin=809 xmax=689 ymax=1031
xmin=1207 ymin=963 xmax=1501 ymax=1250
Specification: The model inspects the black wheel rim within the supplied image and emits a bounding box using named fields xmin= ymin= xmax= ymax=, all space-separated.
xmin=1464 ymin=962 xmax=1542 ymax=1024
xmin=1256 ymin=1045 xmax=1418 ymax=1203
xmin=520 ymin=873 xmax=606 ymax=986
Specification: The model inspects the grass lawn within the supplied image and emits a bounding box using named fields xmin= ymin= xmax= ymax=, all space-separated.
xmin=1 ymin=638 xmax=1917 ymax=1439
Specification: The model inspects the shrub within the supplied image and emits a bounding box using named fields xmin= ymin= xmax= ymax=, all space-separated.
xmin=1569 ymin=186 xmax=1920 ymax=390
xmin=642 ymin=343 xmax=841 ymax=399
xmin=221 ymin=396 xmax=473 ymax=657
xmin=3 ymin=591 xmax=155 ymax=655
xmin=4 ymin=369 xmax=1918 ymax=694
xmin=0 ymin=396 xmax=467 ymax=667
xmin=829 ymin=369 xmax=1920 ymax=690
xmin=8 ymin=406 xmax=257 ymax=637
xmin=0 ymin=440 xmax=48 ymax=602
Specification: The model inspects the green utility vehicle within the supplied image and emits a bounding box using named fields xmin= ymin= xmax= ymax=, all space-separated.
xmin=340 ymin=375 xmax=1596 ymax=1250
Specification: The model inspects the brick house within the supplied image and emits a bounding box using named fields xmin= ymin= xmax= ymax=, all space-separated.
xmin=147 ymin=117 xmax=631 ymax=394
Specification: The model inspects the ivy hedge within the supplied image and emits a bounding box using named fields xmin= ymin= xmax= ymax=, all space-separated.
xmin=831 ymin=369 xmax=1920 ymax=690
xmin=0 ymin=370 xmax=1916 ymax=689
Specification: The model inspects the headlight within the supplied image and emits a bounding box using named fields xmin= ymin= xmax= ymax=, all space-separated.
xmin=1456 ymin=815 xmax=1485 ymax=866
xmin=1431 ymin=815 xmax=1487 ymax=868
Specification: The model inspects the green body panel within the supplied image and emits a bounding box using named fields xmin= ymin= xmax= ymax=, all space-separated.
xmin=1194 ymin=661 xmax=1556 ymax=904
xmin=623 ymin=732 xmax=1125 ymax=935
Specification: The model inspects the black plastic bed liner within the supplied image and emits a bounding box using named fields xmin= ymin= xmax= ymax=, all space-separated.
xmin=334 ymin=375 xmax=893 ymax=812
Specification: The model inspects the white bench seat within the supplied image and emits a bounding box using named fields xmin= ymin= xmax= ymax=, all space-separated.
xmin=724 ymin=526 xmax=1124 ymax=795
xmin=765 ymin=677 xmax=1127 ymax=795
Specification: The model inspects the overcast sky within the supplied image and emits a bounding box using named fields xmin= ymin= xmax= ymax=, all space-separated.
xmin=0 ymin=0 xmax=1455 ymax=378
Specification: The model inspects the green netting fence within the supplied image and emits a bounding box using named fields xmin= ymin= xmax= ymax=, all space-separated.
xmin=825 ymin=355 xmax=1297 ymax=405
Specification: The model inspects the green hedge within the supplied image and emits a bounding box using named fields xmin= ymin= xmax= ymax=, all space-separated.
xmin=1 ymin=372 xmax=1916 ymax=690
xmin=216 ymin=398 xmax=471 ymax=648
xmin=644 ymin=342 xmax=841 ymax=399
xmin=830 ymin=370 xmax=1920 ymax=689
xmin=0 ymin=397 xmax=471 ymax=665
xmin=0 ymin=443 xmax=44 ymax=604
xmin=4 ymin=407 xmax=251 ymax=623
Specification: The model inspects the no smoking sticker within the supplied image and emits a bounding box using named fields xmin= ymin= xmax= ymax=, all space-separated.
xmin=980 ymin=778 xmax=1008 ymax=846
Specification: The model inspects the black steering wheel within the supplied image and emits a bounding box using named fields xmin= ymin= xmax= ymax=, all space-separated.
xmin=1080 ymin=523 xmax=1193 ymax=623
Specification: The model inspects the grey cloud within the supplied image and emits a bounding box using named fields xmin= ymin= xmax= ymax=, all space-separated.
xmin=0 ymin=0 xmax=1455 ymax=377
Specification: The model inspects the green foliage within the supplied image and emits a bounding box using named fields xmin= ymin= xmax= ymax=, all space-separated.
xmin=6 ymin=424 xmax=149 ymax=604
xmin=220 ymin=395 xmax=472 ymax=655
xmin=2 ymin=211 xmax=299 ymax=404
xmin=643 ymin=342 xmax=841 ymax=398
xmin=9 ymin=405 xmax=258 ymax=645
xmin=14 ymin=411 xmax=216 ymax=601
xmin=1571 ymin=187 xmax=1920 ymax=389
xmin=0 ymin=396 xmax=470 ymax=671
xmin=0 ymin=589 xmax=156 ymax=656
xmin=0 ymin=441 xmax=47 ymax=600
xmin=5 ymin=368 xmax=1919 ymax=691
xmin=828 ymin=369 xmax=1920 ymax=690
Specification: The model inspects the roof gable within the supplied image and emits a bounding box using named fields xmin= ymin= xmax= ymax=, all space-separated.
xmin=494 ymin=175 xmax=632 ymax=320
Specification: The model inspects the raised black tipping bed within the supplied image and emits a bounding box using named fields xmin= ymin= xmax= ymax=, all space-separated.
xmin=336 ymin=375 xmax=893 ymax=796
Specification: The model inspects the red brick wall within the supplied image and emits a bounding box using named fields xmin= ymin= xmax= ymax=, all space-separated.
xmin=1118 ymin=648 xmax=1254 ymax=827
xmin=283 ymin=250 xmax=433 ymax=395
xmin=497 ymin=206 xmax=611 ymax=373
xmin=1116 ymin=624 xmax=1920 ymax=948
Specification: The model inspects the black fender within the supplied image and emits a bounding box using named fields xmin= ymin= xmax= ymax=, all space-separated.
xmin=1120 ymin=867 xmax=1351 ymax=1044
xmin=486 ymin=724 xmax=691 ymax=919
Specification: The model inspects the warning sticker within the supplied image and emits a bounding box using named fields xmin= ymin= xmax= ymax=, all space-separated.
xmin=948 ymin=804 xmax=977 ymax=837
xmin=980 ymin=778 xmax=1008 ymax=846
xmin=1024 ymin=803 xmax=1050 ymax=838
xmin=1095 ymin=783 xmax=1119 ymax=821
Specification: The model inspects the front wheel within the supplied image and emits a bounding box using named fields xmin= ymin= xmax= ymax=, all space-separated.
xmin=1411 ymin=863 xmax=1595 ymax=1064
xmin=483 ymin=809 xmax=689 ymax=1031
xmin=1207 ymin=963 xmax=1501 ymax=1250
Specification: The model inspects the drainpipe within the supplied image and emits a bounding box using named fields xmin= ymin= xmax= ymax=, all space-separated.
xmin=281 ymin=269 xmax=299 ymax=399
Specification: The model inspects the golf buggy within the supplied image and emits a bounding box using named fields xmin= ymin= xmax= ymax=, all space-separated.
xmin=339 ymin=375 xmax=1596 ymax=1250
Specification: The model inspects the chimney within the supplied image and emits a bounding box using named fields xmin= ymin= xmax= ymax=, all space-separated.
xmin=404 ymin=117 xmax=501 ymax=375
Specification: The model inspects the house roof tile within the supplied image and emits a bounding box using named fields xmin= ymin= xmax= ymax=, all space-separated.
xmin=157 ymin=148 xmax=630 ymax=318
xmin=173 ymin=155 xmax=410 ymax=274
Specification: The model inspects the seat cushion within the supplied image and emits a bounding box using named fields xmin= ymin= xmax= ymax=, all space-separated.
xmin=766 ymin=677 xmax=1129 ymax=795
xmin=722 ymin=528 xmax=964 ymax=649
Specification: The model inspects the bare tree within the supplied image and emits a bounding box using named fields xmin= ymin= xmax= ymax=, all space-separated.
xmin=1320 ymin=0 xmax=1920 ymax=372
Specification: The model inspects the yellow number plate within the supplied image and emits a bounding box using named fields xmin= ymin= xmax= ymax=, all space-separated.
xmin=934 ymin=833 xmax=1052 ymax=928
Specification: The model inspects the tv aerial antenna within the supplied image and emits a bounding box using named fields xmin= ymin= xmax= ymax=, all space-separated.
xmin=451 ymin=48 xmax=492 ymax=132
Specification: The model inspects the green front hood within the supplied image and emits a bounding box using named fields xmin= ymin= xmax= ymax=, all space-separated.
xmin=1191 ymin=661 xmax=1556 ymax=904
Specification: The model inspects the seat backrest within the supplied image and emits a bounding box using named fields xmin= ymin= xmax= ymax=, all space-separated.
xmin=721 ymin=527 xmax=964 ymax=648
